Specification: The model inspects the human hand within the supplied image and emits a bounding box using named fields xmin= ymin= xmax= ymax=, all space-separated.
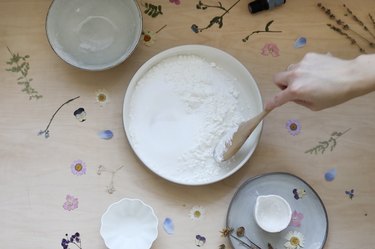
xmin=265 ymin=53 xmax=375 ymax=111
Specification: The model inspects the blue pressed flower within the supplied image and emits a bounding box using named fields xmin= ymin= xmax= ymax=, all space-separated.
xmin=191 ymin=24 xmax=199 ymax=33
xmin=324 ymin=168 xmax=336 ymax=181
xmin=98 ymin=130 xmax=113 ymax=140
xmin=163 ymin=217 xmax=174 ymax=234
xmin=294 ymin=37 xmax=307 ymax=48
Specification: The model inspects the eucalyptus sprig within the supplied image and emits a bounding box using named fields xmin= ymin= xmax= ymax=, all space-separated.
xmin=305 ymin=128 xmax=351 ymax=155
xmin=191 ymin=0 xmax=241 ymax=33
xmin=5 ymin=47 xmax=42 ymax=100
xmin=242 ymin=20 xmax=282 ymax=42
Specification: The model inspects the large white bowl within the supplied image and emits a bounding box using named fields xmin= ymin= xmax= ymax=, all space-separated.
xmin=123 ymin=45 xmax=263 ymax=185
xmin=46 ymin=0 xmax=142 ymax=71
xmin=100 ymin=198 xmax=158 ymax=249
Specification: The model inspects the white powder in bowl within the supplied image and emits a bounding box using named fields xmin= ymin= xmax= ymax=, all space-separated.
xmin=128 ymin=54 xmax=252 ymax=184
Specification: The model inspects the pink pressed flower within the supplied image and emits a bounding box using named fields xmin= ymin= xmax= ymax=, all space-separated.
xmin=261 ymin=43 xmax=280 ymax=57
xmin=63 ymin=195 xmax=79 ymax=211
xmin=290 ymin=210 xmax=304 ymax=227
xmin=169 ymin=0 xmax=181 ymax=5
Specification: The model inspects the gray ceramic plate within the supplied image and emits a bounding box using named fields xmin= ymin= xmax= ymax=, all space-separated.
xmin=226 ymin=172 xmax=328 ymax=249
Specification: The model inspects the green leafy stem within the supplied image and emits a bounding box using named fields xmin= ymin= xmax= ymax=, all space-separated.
xmin=141 ymin=2 xmax=163 ymax=18
xmin=305 ymin=128 xmax=351 ymax=155
xmin=191 ymin=0 xmax=241 ymax=33
xmin=5 ymin=47 xmax=42 ymax=100
xmin=242 ymin=20 xmax=282 ymax=42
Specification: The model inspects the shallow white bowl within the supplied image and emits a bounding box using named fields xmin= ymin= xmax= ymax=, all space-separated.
xmin=46 ymin=0 xmax=142 ymax=71
xmin=123 ymin=45 xmax=263 ymax=185
xmin=100 ymin=198 xmax=158 ymax=249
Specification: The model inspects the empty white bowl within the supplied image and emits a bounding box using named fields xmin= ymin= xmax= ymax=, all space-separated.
xmin=254 ymin=194 xmax=292 ymax=233
xmin=46 ymin=0 xmax=142 ymax=70
xmin=100 ymin=198 xmax=158 ymax=249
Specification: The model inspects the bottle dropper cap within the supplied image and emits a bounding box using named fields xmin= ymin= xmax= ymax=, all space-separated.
xmin=248 ymin=0 xmax=269 ymax=14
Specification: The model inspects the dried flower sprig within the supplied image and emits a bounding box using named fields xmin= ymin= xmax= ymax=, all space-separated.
xmin=326 ymin=24 xmax=366 ymax=53
xmin=191 ymin=0 xmax=241 ymax=33
xmin=317 ymin=3 xmax=374 ymax=49
xmin=5 ymin=47 xmax=42 ymax=100
xmin=369 ymin=14 xmax=375 ymax=29
xmin=220 ymin=227 xmax=261 ymax=249
xmin=343 ymin=4 xmax=375 ymax=40
xmin=38 ymin=96 xmax=80 ymax=138
xmin=97 ymin=165 xmax=125 ymax=194
xmin=61 ymin=232 xmax=82 ymax=249
xmin=305 ymin=128 xmax=350 ymax=155
xmin=242 ymin=20 xmax=282 ymax=42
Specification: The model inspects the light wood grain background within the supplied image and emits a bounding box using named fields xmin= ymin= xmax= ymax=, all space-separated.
xmin=1 ymin=0 xmax=374 ymax=248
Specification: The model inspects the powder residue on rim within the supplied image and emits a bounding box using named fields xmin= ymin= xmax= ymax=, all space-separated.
xmin=128 ymin=54 xmax=251 ymax=184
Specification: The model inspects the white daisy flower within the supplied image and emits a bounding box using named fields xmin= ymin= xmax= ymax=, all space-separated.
xmin=284 ymin=231 xmax=305 ymax=249
xmin=189 ymin=205 xmax=206 ymax=220
xmin=95 ymin=89 xmax=110 ymax=106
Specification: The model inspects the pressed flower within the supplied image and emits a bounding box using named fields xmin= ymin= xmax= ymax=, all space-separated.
xmin=63 ymin=195 xmax=79 ymax=211
xmin=293 ymin=188 xmax=306 ymax=200
xmin=142 ymin=30 xmax=156 ymax=46
xmin=71 ymin=160 xmax=87 ymax=176
xmin=189 ymin=205 xmax=205 ymax=220
xmin=195 ymin=234 xmax=206 ymax=247
xmin=98 ymin=130 xmax=113 ymax=140
xmin=261 ymin=43 xmax=280 ymax=57
xmin=74 ymin=108 xmax=86 ymax=122
xmin=95 ymin=89 xmax=109 ymax=106
xmin=236 ymin=226 xmax=245 ymax=237
xmin=345 ymin=189 xmax=354 ymax=199
xmin=284 ymin=231 xmax=305 ymax=249
xmin=324 ymin=168 xmax=336 ymax=181
xmin=294 ymin=37 xmax=307 ymax=48
xmin=290 ymin=210 xmax=304 ymax=227
xmin=286 ymin=119 xmax=301 ymax=136
xmin=169 ymin=0 xmax=181 ymax=5
xmin=163 ymin=217 xmax=174 ymax=234
xmin=220 ymin=227 xmax=233 ymax=237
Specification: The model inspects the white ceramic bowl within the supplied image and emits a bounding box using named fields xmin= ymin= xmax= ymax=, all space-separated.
xmin=46 ymin=0 xmax=142 ymax=71
xmin=100 ymin=198 xmax=158 ymax=249
xmin=123 ymin=45 xmax=263 ymax=185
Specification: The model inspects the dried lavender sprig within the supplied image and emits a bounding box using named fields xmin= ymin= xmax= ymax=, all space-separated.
xmin=327 ymin=24 xmax=366 ymax=53
xmin=317 ymin=3 xmax=374 ymax=47
xmin=343 ymin=4 xmax=375 ymax=40
xmin=369 ymin=14 xmax=375 ymax=30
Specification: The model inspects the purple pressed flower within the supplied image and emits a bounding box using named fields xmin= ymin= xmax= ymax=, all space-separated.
xmin=286 ymin=119 xmax=301 ymax=136
xmin=169 ymin=0 xmax=181 ymax=5
xmin=71 ymin=160 xmax=87 ymax=176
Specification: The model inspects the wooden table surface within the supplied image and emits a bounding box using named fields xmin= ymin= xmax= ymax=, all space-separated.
xmin=1 ymin=0 xmax=375 ymax=248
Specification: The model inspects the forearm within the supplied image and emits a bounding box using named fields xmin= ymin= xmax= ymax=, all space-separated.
xmin=349 ymin=54 xmax=375 ymax=98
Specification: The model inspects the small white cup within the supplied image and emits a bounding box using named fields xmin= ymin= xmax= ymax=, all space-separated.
xmin=254 ymin=194 xmax=292 ymax=233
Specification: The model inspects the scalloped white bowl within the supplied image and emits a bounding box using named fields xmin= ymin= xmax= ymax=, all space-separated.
xmin=100 ymin=198 xmax=158 ymax=249
xmin=46 ymin=0 xmax=142 ymax=70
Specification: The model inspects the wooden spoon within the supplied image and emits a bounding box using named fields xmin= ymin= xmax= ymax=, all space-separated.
xmin=213 ymin=109 xmax=271 ymax=162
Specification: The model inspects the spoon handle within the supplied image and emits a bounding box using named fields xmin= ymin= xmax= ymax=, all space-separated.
xmin=222 ymin=109 xmax=270 ymax=161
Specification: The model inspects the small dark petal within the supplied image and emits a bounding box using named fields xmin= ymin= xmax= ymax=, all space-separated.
xmin=191 ymin=24 xmax=199 ymax=33
xmin=75 ymin=232 xmax=80 ymax=237
xmin=75 ymin=237 xmax=80 ymax=243
xmin=62 ymin=238 xmax=68 ymax=243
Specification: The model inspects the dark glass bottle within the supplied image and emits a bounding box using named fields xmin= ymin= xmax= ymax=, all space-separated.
xmin=248 ymin=0 xmax=286 ymax=14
